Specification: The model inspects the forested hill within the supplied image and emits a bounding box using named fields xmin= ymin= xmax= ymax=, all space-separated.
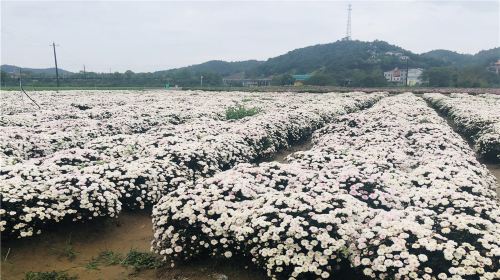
xmin=2 ymin=40 xmax=499 ymax=88
xmin=249 ymin=40 xmax=441 ymax=76
xmin=421 ymin=48 xmax=500 ymax=67
xmin=244 ymin=40 xmax=446 ymax=86
xmin=0 ymin=64 xmax=73 ymax=76
xmin=155 ymin=60 xmax=264 ymax=77
xmin=152 ymin=40 xmax=499 ymax=87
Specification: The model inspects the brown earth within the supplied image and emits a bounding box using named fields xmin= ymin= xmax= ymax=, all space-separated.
xmin=0 ymin=210 xmax=266 ymax=280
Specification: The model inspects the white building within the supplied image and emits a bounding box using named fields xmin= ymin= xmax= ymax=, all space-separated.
xmin=407 ymin=68 xmax=423 ymax=86
xmin=384 ymin=67 xmax=406 ymax=83
xmin=385 ymin=51 xmax=403 ymax=56
xmin=384 ymin=68 xmax=423 ymax=86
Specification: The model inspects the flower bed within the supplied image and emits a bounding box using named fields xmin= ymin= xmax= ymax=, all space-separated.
xmin=1 ymin=90 xmax=386 ymax=238
xmin=423 ymin=93 xmax=500 ymax=162
xmin=152 ymin=94 xmax=499 ymax=279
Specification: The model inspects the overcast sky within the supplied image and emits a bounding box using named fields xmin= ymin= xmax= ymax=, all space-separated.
xmin=1 ymin=0 xmax=499 ymax=73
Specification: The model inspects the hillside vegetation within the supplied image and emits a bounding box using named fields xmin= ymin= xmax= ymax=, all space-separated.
xmin=2 ymin=40 xmax=499 ymax=88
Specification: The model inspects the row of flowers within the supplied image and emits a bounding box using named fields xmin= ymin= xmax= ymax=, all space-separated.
xmin=1 ymin=90 xmax=288 ymax=160
xmin=1 ymin=91 xmax=387 ymax=238
xmin=422 ymin=93 xmax=500 ymax=162
xmin=152 ymin=93 xmax=499 ymax=280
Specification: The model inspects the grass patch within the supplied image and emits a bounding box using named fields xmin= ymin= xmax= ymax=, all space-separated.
xmin=225 ymin=105 xmax=262 ymax=120
xmin=98 ymin=250 xmax=123 ymax=265
xmin=85 ymin=250 xmax=123 ymax=270
xmin=84 ymin=258 xmax=99 ymax=270
xmin=25 ymin=271 xmax=78 ymax=280
xmin=84 ymin=249 xmax=161 ymax=271
xmin=50 ymin=235 xmax=77 ymax=261
xmin=121 ymin=249 xmax=163 ymax=271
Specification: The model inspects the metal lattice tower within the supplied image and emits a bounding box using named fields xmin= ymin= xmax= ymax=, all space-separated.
xmin=345 ymin=4 xmax=352 ymax=41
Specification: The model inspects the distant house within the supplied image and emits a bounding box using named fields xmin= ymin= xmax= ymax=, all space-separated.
xmin=222 ymin=72 xmax=271 ymax=87
xmin=384 ymin=68 xmax=423 ymax=86
xmin=384 ymin=67 xmax=406 ymax=83
xmin=385 ymin=51 xmax=403 ymax=57
xmin=407 ymin=68 xmax=423 ymax=86
xmin=292 ymin=74 xmax=312 ymax=86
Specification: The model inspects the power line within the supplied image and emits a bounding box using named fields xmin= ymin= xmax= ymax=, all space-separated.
xmin=18 ymin=69 xmax=41 ymax=109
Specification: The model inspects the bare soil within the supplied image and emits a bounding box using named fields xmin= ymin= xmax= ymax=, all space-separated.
xmin=486 ymin=163 xmax=500 ymax=197
xmin=0 ymin=210 xmax=266 ymax=280
xmin=271 ymin=140 xmax=314 ymax=163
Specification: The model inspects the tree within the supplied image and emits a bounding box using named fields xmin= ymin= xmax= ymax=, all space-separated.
xmin=304 ymin=73 xmax=336 ymax=86
xmin=271 ymin=74 xmax=295 ymax=86
xmin=423 ymin=67 xmax=455 ymax=87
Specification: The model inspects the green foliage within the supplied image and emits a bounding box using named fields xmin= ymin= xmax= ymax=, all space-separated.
xmin=304 ymin=73 xmax=336 ymax=86
xmin=84 ymin=259 xmax=99 ymax=270
xmin=50 ymin=236 xmax=77 ymax=261
xmin=271 ymin=74 xmax=295 ymax=86
xmin=225 ymin=105 xmax=262 ymax=120
xmin=85 ymin=250 xmax=123 ymax=270
xmin=422 ymin=66 xmax=500 ymax=88
xmin=97 ymin=250 xmax=123 ymax=266
xmin=62 ymin=247 xmax=77 ymax=261
xmin=121 ymin=250 xmax=163 ymax=271
xmin=25 ymin=271 xmax=78 ymax=280
xmin=2 ymin=41 xmax=498 ymax=88
xmin=422 ymin=67 xmax=456 ymax=87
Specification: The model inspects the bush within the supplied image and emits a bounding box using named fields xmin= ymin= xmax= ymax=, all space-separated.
xmin=225 ymin=105 xmax=261 ymax=120
xmin=121 ymin=250 xmax=163 ymax=271
xmin=25 ymin=271 xmax=77 ymax=280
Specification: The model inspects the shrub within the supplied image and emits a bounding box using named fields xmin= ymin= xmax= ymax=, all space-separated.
xmin=25 ymin=271 xmax=78 ymax=280
xmin=225 ymin=105 xmax=261 ymax=120
xmin=121 ymin=250 xmax=162 ymax=271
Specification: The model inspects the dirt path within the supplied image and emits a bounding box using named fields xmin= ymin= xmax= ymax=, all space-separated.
xmin=0 ymin=210 xmax=266 ymax=280
xmin=270 ymin=139 xmax=314 ymax=163
xmin=485 ymin=163 xmax=500 ymax=197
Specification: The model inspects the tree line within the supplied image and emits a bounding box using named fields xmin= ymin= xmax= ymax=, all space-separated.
xmin=2 ymin=66 xmax=499 ymax=88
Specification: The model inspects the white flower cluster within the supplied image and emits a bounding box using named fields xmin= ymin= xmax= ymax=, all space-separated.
xmin=423 ymin=93 xmax=500 ymax=162
xmin=152 ymin=93 xmax=499 ymax=280
xmin=1 ymin=90 xmax=386 ymax=238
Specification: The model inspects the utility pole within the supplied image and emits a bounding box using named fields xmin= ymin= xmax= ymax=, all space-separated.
xmin=18 ymin=68 xmax=22 ymax=93
xmin=405 ymin=57 xmax=409 ymax=87
xmin=200 ymin=75 xmax=203 ymax=87
xmin=50 ymin=42 xmax=60 ymax=91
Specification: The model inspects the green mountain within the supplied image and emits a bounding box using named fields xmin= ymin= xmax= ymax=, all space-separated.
xmin=2 ymin=40 xmax=499 ymax=88
xmin=244 ymin=40 xmax=446 ymax=86
xmin=0 ymin=64 xmax=73 ymax=76
xmin=155 ymin=60 xmax=263 ymax=77
xmin=155 ymin=40 xmax=499 ymax=87
xmin=421 ymin=48 xmax=500 ymax=67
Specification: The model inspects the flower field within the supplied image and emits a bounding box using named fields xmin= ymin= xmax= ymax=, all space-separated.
xmin=423 ymin=93 xmax=500 ymax=162
xmin=1 ymin=90 xmax=499 ymax=280
xmin=0 ymin=90 xmax=385 ymax=239
xmin=151 ymin=93 xmax=499 ymax=280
